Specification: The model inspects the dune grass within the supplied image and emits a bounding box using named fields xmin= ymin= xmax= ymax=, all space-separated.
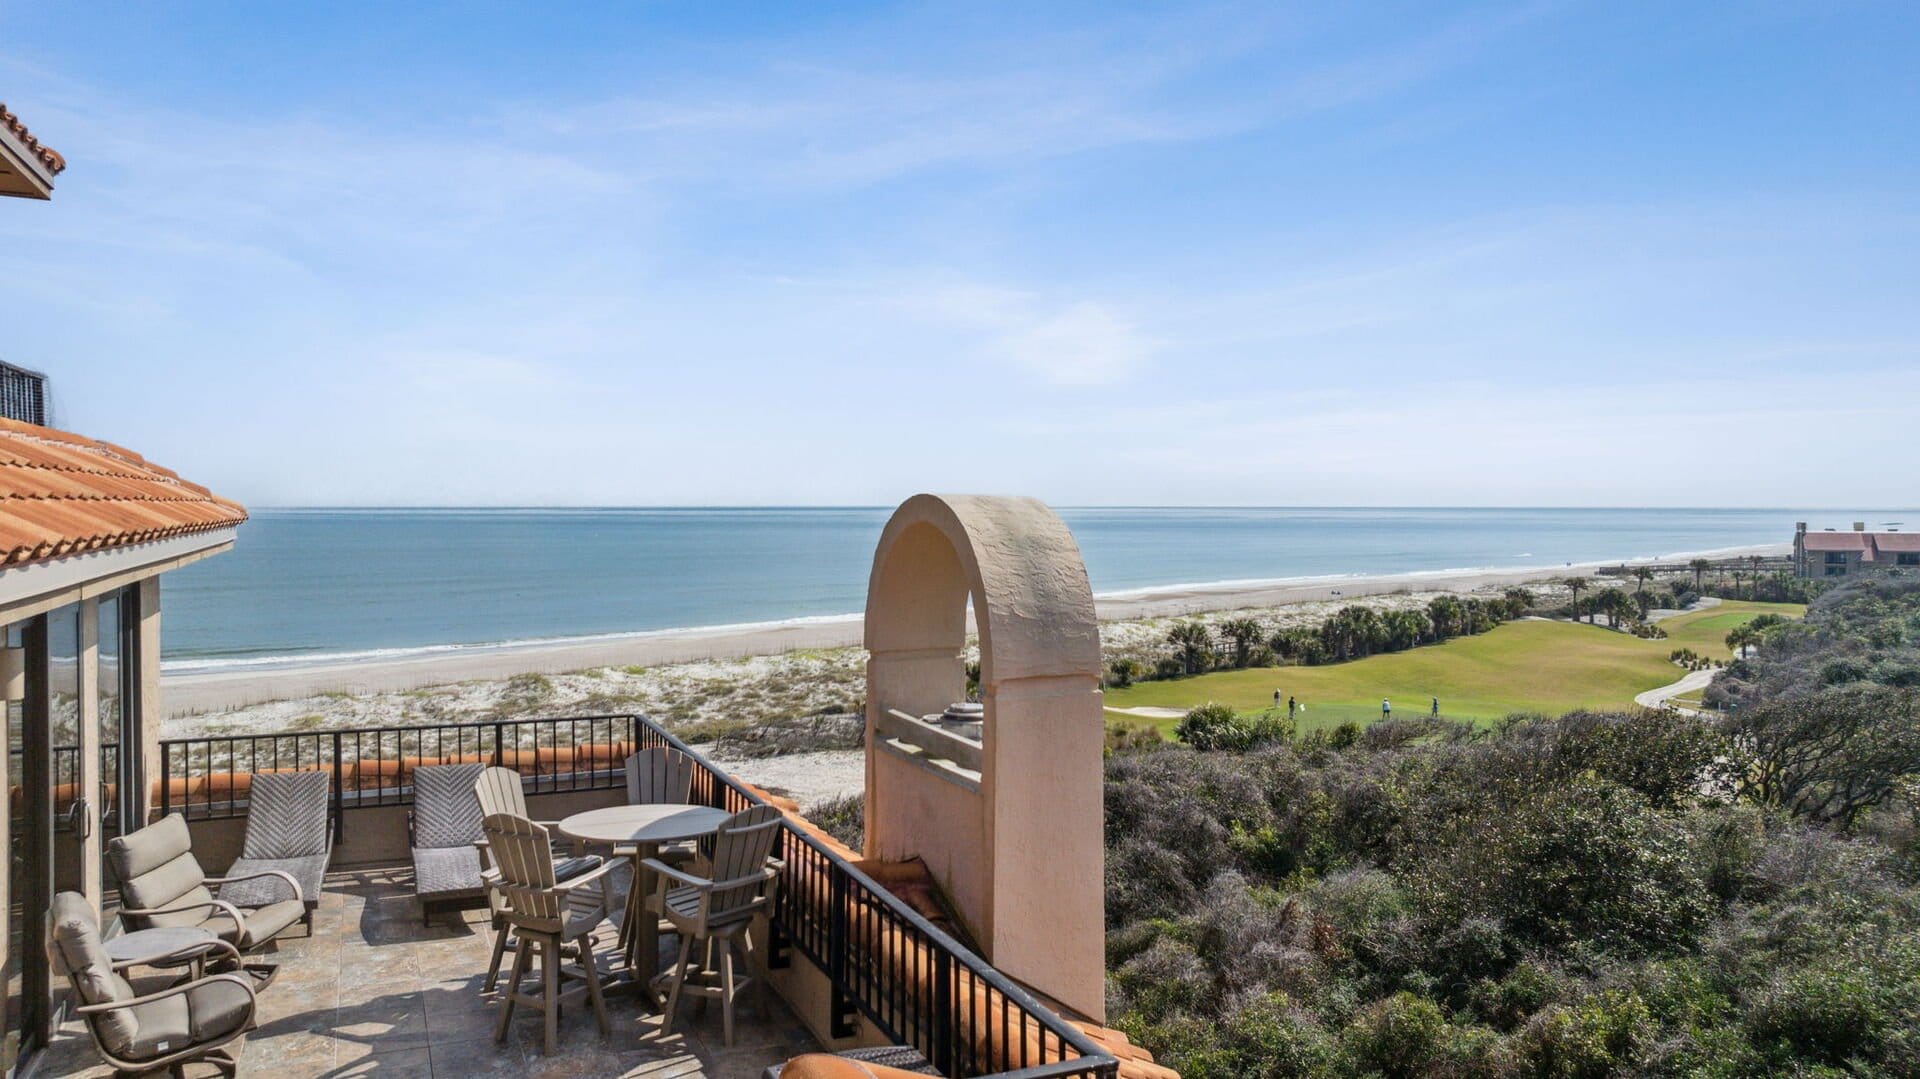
xmin=1104 ymin=600 xmax=1804 ymax=732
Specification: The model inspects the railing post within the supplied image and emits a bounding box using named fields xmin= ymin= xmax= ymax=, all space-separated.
xmin=331 ymin=732 xmax=345 ymax=844
xmin=159 ymin=744 xmax=171 ymax=822
xmin=932 ymin=944 xmax=954 ymax=1075
xmin=492 ymin=722 xmax=505 ymax=767
xmin=828 ymin=867 xmax=855 ymax=1039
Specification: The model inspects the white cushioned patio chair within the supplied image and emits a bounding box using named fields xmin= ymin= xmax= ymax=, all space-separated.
xmin=484 ymin=812 xmax=619 ymax=1056
xmin=216 ymin=770 xmax=331 ymax=931
xmin=107 ymin=814 xmax=304 ymax=978
xmin=645 ymin=803 xmax=784 ymax=1047
xmin=47 ymin=890 xmax=258 ymax=1079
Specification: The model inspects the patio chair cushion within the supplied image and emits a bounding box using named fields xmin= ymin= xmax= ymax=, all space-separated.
xmin=413 ymin=845 xmax=484 ymax=900
xmin=120 ymin=976 xmax=253 ymax=1063
xmin=230 ymin=898 xmax=306 ymax=948
xmin=110 ymin=815 xmax=220 ymax=927
xmin=219 ymin=853 xmax=327 ymax=909
xmin=47 ymin=892 xmax=139 ymax=1056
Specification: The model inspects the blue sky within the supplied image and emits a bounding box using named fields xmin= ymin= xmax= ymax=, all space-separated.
xmin=2 ymin=2 xmax=1916 ymax=507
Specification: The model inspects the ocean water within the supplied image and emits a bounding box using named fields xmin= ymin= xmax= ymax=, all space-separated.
xmin=159 ymin=507 xmax=1906 ymax=668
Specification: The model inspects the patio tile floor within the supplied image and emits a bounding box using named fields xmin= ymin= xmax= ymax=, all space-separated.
xmin=43 ymin=869 xmax=817 ymax=1078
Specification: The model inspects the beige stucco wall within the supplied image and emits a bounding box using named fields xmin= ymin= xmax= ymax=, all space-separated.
xmin=863 ymin=494 xmax=1106 ymax=1021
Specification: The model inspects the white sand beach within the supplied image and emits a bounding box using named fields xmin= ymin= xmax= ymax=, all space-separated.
xmin=162 ymin=542 xmax=1786 ymax=717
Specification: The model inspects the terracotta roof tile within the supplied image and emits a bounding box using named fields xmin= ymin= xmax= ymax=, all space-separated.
xmin=0 ymin=103 xmax=66 ymax=176
xmin=1801 ymin=532 xmax=1872 ymax=551
xmin=0 ymin=417 xmax=244 ymax=568
xmin=1874 ymin=533 xmax=1920 ymax=552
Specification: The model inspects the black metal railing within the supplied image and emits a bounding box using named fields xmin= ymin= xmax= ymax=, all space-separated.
xmin=157 ymin=713 xmax=1117 ymax=1079
xmin=159 ymin=715 xmax=642 ymax=840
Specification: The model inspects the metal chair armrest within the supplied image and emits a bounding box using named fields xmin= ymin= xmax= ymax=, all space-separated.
xmin=73 ymin=971 xmax=257 ymax=1015
xmin=119 ymin=898 xmax=248 ymax=940
xmin=109 ymin=937 xmax=243 ymax=973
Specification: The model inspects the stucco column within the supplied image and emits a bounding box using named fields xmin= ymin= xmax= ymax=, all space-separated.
xmin=863 ymin=494 xmax=1107 ymax=1021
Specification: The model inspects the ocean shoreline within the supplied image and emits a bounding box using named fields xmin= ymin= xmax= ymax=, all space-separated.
xmin=161 ymin=541 xmax=1787 ymax=716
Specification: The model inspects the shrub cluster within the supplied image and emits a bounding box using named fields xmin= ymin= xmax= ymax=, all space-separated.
xmin=1124 ymin=590 xmax=1536 ymax=687
xmin=1105 ymin=708 xmax=1920 ymax=1076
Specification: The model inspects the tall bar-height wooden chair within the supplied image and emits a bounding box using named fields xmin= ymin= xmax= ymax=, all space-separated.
xmin=644 ymin=804 xmax=784 ymax=1047
xmin=472 ymin=766 xmax=598 ymax=991
xmin=484 ymin=812 xmax=618 ymax=1056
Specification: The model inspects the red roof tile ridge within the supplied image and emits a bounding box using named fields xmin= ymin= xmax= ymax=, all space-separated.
xmin=0 ymin=102 xmax=67 ymax=176
xmin=0 ymin=419 xmax=245 ymax=568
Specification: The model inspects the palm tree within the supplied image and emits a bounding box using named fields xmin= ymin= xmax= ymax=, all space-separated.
xmin=1725 ymin=624 xmax=1759 ymax=660
xmin=1218 ymin=618 xmax=1263 ymax=668
xmin=1564 ymin=577 xmax=1590 ymax=622
xmin=1689 ymin=558 xmax=1711 ymax=592
xmin=1633 ymin=566 xmax=1654 ymax=596
xmin=1730 ymin=568 xmax=1746 ymax=601
xmin=1166 ymin=621 xmax=1213 ymax=676
xmin=1748 ymin=555 xmax=1765 ymax=599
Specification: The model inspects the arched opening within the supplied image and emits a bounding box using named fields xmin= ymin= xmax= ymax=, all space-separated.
xmin=861 ymin=494 xmax=1106 ymax=1020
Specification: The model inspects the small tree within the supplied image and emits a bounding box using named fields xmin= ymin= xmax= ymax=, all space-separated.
xmin=1166 ymin=620 xmax=1213 ymax=676
xmin=1633 ymin=566 xmax=1654 ymax=595
xmin=1218 ymin=618 xmax=1263 ymax=669
xmin=1725 ymin=624 xmax=1758 ymax=659
xmin=1690 ymin=558 xmax=1711 ymax=592
xmin=1722 ymin=686 xmax=1920 ymax=827
xmin=1564 ymin=577 xmax=1590 ymax=622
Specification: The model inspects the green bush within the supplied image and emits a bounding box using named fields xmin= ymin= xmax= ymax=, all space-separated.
xmin=1175 ymin=703 xmax=1294 ymax=751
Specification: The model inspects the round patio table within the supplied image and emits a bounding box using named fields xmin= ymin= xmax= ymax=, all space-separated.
xmin=105 ymin=925 xmax=220 ymax=979
xmin=558 ymin=803 xmax=732 ymax=994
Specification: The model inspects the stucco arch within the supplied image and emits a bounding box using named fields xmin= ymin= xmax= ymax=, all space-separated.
xmin=862 ymin=494 xmax=1105 ymax=1020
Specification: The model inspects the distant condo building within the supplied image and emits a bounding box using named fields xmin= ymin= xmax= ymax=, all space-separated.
xmin=1794 ymin=521 xmax=1920 ymax=578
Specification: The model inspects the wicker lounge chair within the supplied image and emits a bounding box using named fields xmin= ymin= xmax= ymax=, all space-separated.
xmin=216 ymin=770 xmax=331 ymax=930
xmin=409 ymin=762 xmax=488 ymax=923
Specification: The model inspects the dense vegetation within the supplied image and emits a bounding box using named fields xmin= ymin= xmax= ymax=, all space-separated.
xmin=1112 ymin=590 xmax=1538 ymax=688
xmin=1106 ymin=579 xmax=1920 ymax=1077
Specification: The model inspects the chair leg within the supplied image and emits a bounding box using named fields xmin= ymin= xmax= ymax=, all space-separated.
xmin=746 ymin=930 xmax=770 ymax=1014
xmin=660 ymin=933 xmax=695 ymax=1037
xmin=484 ymin=915 xmax=511 ymax=993
xmin=542 ymin=936 xmax=560 ymax=1056
xmin=720 ymin=938 xmax=737 ymax=1047
xmin=579 ymin=932 xmax=610 ymax=1037
xmin=495 ymin=935 xmax=533 ymax=1043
